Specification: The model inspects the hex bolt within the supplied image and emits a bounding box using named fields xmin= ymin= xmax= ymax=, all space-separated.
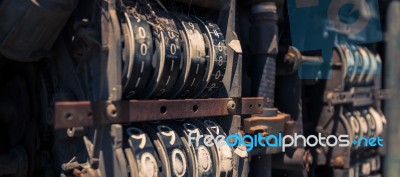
xmin=106 ymin=104 xmax=118 ymax=119
xmin=227 ymin=100 xmax=236 ymax=112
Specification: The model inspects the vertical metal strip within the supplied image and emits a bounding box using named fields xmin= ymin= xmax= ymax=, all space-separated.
xmin=384 ymin=1 xmax=400 ymax=177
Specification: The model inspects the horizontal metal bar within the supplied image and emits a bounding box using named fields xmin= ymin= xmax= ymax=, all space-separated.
xmin=375 ymin=89 xmax=391 ymax=100
xmin=324 ymin=88 xmax=390 ymax=106
xmin=241 ymin=97 xmax=264 ymax=114
xmin=128 ymin=99 xmax=232 ymax=120
xmin=55 ymin=101 xmax=94 ymax=129
xmin=55 ymin=97 xmax=264 ymax=129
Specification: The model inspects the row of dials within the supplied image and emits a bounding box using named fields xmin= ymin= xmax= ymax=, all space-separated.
xmin=124 ymin=119 xmax=234 ymax=177
xmin=119 ymin=6 xmax=227 ymax=99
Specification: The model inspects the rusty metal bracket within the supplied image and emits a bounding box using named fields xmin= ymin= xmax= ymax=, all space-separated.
xmin=54 ymin=97 xmax=264 ymax=129
xmin=243 ymin=113 xmax=292 ymax=155
xmin=243 ymin=113 xmax=290 ymax=135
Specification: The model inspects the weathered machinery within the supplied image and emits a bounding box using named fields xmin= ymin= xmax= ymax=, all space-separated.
xmin=0 ymin=0 xmax=392 ymax=177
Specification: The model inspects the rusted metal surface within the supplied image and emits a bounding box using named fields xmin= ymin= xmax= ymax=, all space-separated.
xmin=243 ymin=113 xmax=290 ymax=134
xmin=243 ymin=113 xmax=291 ymax=155
xmin=55 ymin=101 xmax=94 ymax=129
xmin=129 ymin=99 xmax=230 ymax=120
xmin=241 ymin=97 xmax=264 ymax=114
xmin=55 ymin=97 xmax=264 ymax=129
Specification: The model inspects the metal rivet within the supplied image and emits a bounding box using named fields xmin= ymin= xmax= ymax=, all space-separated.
xmin=227 ymin=100 xmax=236 ymax=112
xmin=106 ymin=104 xmax=118 ymax=118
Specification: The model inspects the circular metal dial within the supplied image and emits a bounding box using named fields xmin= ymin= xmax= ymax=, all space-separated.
xmin=167 ymin=13 xmax=208 ymax=98
xmin=142 ymin=9 xmax=183 ymax=99
xmin=192 ymin=18 xmax=227 ymax=98
xmin=122 ymin=14 xmax=154 ymax=99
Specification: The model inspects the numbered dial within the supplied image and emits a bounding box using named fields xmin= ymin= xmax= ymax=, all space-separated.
xmin=142 ymin=9 xmax=182 ymax=99
xmin=192 ymin=18 xmax=227 ymax=98
xmin=122 ymin=14 xmax=154 ymax=99
xmin=339 ymin=45 xmax=356 ymax=84
xmin=348 ymin=45 xmax=363 ymax=86
xmin=167 ymin=13 xmax=208 ymax=98
xmin=354 ymin=111 xmax=369 ymax=144
xmin=172 ymin=120 xmax=215 ymax=176
xmin=369 ymin=107 xmax=384 ymax=137
xmin=356 ymin=47 xmax=371 ymax=85
xmin=364 ymin=47 xmax=380 ymax=84
xmin=145 ymin=123 xmax=190 ymax=177
xmin=192 ymin=119 xmax=233 ymax=176
xmin=345 ymin=110 xmax=361 ymax=149
xmin=362 ymin=109 xmax=376 ymax=138
xmin=125 ymin=126 xmax=162 ymax=177
xmin=119 ymin=9 xmax=227 ymax=99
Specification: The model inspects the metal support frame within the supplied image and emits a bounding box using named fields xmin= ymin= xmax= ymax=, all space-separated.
xmin=384 ymin=1 xmax=400 ymax=177
xmin=55 ymin=97 xmax=264 ymax=129
xmin=56 ymin=0 xmax=251 ymax=176
xmin=312 ymin=33 xmax=389 ymax=177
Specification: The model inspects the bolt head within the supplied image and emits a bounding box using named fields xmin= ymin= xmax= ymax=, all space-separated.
xmin=106 ymin=104 xmax=118 ymax=118
xmin=227 ymin=100 xmax=236 ymax=112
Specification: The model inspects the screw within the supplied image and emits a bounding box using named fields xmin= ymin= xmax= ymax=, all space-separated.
xmin=227 ymin=100 xmax=236 ymax=112
xmin=106 ymin=104 xmax=118 ymax=119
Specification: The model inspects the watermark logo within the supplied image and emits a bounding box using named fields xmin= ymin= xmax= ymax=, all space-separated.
xmin=188 ymin=131 xmax=383 ymax=152
xmin=286 ymin=0 xmax=382 ymax=79
xmin=352 ymin=137 xmax=384 ymax=147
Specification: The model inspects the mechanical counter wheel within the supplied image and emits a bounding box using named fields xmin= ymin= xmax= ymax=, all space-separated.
xmin=118 ymin=3 xmax=227 ymax=100
xmin=122 ymin=119 xmax=234 ymax=177
xmin=144 ymin=122 xmax=191 ymax=177
xmin=125 ymin=125 xmax=164 ymax=177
